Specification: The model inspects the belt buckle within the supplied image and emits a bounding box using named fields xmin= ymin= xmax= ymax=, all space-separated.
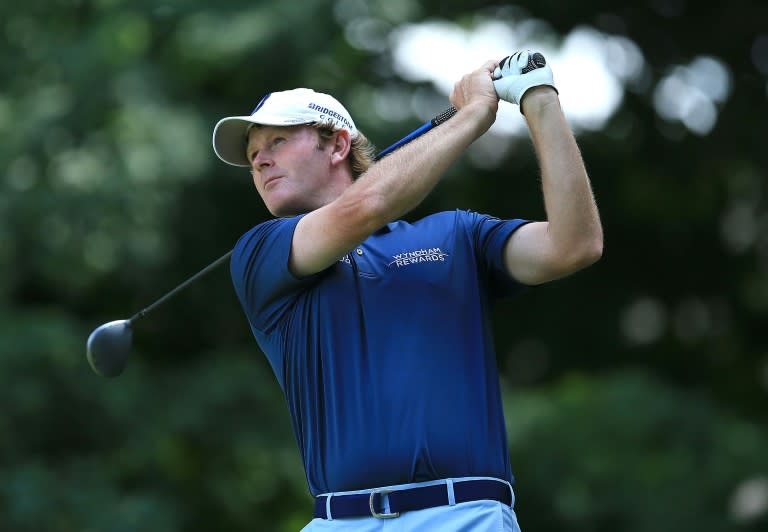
xmin=369 ymin=489 xmax=400 ymax=519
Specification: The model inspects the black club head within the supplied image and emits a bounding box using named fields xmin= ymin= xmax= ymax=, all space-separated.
xmin=86 ymin=320 xmax=133 ymax=378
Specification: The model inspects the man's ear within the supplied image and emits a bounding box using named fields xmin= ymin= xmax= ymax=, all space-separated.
xmin=330 ymin=129 xmax=352 ymax=166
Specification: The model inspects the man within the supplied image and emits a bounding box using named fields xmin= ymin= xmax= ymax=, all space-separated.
xmin=212 ymin=51 xmax=602 ymax=531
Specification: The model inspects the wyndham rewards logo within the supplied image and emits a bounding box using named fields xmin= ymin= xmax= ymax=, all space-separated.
xmin=388 ymin=248 xmax=449 ymax=268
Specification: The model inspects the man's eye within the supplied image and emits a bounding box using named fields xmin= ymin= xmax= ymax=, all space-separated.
xmin=273 ymin=137 xmax=285 ymax=146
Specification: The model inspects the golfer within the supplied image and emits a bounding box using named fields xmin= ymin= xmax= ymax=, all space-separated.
xmin=212 ymin=52 xmax=602 ymax=531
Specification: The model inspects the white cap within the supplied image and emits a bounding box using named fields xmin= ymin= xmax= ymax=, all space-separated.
xmin=212 ymin=88 xmax=358 ymax=167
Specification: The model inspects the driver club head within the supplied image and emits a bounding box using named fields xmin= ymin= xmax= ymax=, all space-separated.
xmin=86 ymin=320 xmax=133 ymax=378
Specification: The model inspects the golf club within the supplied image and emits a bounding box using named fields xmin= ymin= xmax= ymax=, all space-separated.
xmin=86 ymin=104 xmax=460 ymax=377
xmin=85 ymin=50 xmax=545 ymax=377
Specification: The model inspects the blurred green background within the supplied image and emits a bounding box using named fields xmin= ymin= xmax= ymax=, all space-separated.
xmin=1 ymin=0 xmax=767 ymax=530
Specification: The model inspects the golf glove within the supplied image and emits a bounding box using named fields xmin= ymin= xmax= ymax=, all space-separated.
xmin=493 ymin=50 xmax=557 ymax=112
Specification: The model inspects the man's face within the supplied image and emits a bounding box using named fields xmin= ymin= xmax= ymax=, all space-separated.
xmin=246 ymin=125 xmax=337 ymax=216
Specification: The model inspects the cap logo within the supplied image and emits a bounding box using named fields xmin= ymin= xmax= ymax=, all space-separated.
xmin=251 ymin=93 xmax=272 ymax=115
xmin=307 ymin=102 xmax=354 ymax=130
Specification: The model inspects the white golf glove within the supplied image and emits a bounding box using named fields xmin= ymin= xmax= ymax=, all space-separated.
xmin=493 ymin=50 xmax=557 ymax=112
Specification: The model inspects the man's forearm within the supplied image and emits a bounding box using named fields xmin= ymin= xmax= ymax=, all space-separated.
xmin=524 ymin=88 xmax=603 ymax=264
xmin=350 ymin=102 xmax=494 ymax=230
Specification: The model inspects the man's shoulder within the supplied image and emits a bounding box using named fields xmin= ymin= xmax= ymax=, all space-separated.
xmin=405 ymin=209 xmax=473 ymax=226
xmin=235 ymin=216 xmax=303 ymax=247
xmin=405 ymin=209 xmax=499 ymax=230
xmin=230 ymin=216 xmax=307 ymax=279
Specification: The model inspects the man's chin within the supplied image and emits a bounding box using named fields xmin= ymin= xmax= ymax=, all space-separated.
xmin=263 ymin=193 xmax=297 ymax=217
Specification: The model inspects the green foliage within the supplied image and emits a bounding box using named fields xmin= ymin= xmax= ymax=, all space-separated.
xmin=506 ymin=371 xmax=768 ymax=531
xmin=2 ymin=0 xmax=767 ymax=529
xmin=0 ymin=311 xmax=309 ymax=530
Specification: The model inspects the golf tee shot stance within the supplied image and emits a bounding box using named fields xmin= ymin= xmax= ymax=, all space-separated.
xmin=211 ymin=51 xmax=603 ymax=531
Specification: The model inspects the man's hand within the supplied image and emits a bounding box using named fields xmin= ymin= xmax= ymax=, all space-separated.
xmin=449 ymin=60 xmax=500 ymax=131
xmin=493 ymin=51 xmax=557 ymax=113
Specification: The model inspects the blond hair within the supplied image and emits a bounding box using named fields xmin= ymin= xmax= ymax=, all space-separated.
xmin=314 ymin=125 xmax=376 ymax=179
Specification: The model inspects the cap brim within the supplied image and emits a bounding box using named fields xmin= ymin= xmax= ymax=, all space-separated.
xmin=212 ymin=117 xmax=256 ymax=167
xmin=212 ymin=115 xmax=316 ymax=167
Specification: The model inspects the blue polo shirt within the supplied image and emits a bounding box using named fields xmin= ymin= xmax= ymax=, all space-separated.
xmin=230 ymin=209 xmax=529 ymax=496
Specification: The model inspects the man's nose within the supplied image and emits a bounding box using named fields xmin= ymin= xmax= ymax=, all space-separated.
xmin=251 ymin=154 xmax=274 ymax=172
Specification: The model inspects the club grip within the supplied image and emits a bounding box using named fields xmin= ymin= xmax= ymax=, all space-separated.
xmin=431 ymin=106 xmax=457 ymax=126
xmin=376 ymin=106 xmax=459 ymax=161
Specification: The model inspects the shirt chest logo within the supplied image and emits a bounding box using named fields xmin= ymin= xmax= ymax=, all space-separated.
xmin=388 ymin=247 xmax=449 ymax=268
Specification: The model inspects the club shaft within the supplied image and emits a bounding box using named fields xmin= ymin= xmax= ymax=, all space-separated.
xmin=376 ymin=106 xmax=457 ymax=160
xmin=128 ymin=250 xmax=233 ymax=323
xmin=127 ymin=106 xmax=459 ymax=321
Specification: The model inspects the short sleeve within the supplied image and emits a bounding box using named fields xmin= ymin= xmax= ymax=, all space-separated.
xmin=230 ymin=216 xmax=320 ymax=332
xmin=459 ymin=210 xmax=532 ymax=296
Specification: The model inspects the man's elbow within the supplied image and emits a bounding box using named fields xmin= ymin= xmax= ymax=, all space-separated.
xmin=572 ymin=235 xmax=603 ymax=270
xmin=583 ymin=235 xmax=603 ymax=265
xmin=554 ymin=236 xmax=603 ymax=276
xmin=336 ymin=187 xmax=390 ymax=235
